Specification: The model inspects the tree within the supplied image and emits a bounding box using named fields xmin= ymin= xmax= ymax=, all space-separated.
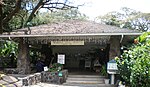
xmin=30 ymin=8 xmax=88 ymax=26
xmin=0 ymin=0 xmax=82 ymax=74
xmin=0 ymin=0 xmax=80 ymax=34
xmin=115 ymin=32 xmax=150 ymax=87
xmin=96 ymin=7 xmax=150 ymax=31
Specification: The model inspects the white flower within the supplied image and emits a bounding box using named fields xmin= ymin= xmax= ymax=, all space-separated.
xmin=129 ymin=55 xmax=133 ymax=58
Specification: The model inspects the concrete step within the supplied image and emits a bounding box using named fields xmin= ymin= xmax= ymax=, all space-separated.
xmin=68 ymin=75 xmax=105 ymax=78
xmin=63 ymin=83 xmax=115 ymax=87
xmin=66 ymin=80 xmax=104 ymax=84
xmin=67 ymin=77 xmax=104 ymax=81
xmin=65 ymin=75 xmax=106 ymax=85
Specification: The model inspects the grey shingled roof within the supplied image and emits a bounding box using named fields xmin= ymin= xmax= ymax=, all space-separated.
xmin=9 ymin=19 xmax=140 ymax=35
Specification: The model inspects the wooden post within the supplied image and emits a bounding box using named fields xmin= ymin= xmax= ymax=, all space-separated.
xmin=109 ymin=36 xmax=121 ymax=60
xmin=17 ymin=38 xmax=30 ymax=74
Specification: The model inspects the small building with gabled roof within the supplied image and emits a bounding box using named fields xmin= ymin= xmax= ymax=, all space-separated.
xmin=0 ymin=20 xmax=142 ymax=74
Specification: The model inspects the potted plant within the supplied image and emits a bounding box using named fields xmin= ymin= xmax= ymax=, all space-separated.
xmin=101 ymin=65 xmax=109 ymax=84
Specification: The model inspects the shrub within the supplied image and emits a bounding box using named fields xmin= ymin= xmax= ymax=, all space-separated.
xmin=116 ymin=32 xmax=150 ymax=87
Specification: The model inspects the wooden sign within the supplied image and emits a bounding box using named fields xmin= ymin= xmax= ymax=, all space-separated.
xmin=51 ymin=41 xmax=84 ymax=45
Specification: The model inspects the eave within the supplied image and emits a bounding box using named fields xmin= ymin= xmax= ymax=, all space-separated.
xmin=0 ymin=32 xmax=142 ymax=38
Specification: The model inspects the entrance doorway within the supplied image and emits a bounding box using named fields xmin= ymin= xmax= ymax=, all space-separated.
xmin=51 ymin=43 xmax=109 ymax=74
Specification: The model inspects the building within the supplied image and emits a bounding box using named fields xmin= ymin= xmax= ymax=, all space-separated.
xmin=0 ymin=20 xmax=142 ymax=74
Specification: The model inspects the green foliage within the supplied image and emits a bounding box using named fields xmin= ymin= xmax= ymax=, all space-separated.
xmin=101 ymin=65 xmax=107 ymax=76
xmin=2 ymin=0 xmax=84 ymax=32
xmin=136 ymin=32 xmax=150 ymax=43
xmin=2 ymin=0 xmax=30 ymax=32
xmin=49 ymin=63 xmax=63 ymax=72
xmin=0 ymin=41 xmax=18 ymax=57
xmin=30 ymin=9 xmax=88 ymax=26
xmin=8 ymin=10 xmax=28 ymax=31
xmin=116 ymin=33 xmax=150 ymax=87
xmin=96 ymin=7 xmax=150 ymax=31
xmin=96 ymin=11 xmax=121 ymax=27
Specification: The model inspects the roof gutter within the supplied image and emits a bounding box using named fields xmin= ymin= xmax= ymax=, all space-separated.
xmin=0 ymin=33 xmax=142 ymax=38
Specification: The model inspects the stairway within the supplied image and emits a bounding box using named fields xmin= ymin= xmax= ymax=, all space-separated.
xmin=63 ymin=75 xmax=115 ymax=87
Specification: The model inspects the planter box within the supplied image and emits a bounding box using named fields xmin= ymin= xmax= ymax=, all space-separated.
xmin=41 ymin=70 xmax=68 ymax=84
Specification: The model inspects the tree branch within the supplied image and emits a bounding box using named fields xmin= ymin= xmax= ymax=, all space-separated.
xmin=25 ymin=0 xmax=44 ymax=25
xmin=3 ymin=0 xmax=21 ymax=23
xmin=25 ymin=0 xmax=79 ymax=26
xmin=43 ymin=2 xmax=77 ymax=9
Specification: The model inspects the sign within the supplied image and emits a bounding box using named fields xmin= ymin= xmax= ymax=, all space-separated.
xmin=51 ymin=41 xmax=84 ymax=45
xmin=44 ymin=66 xmax=48 ymax=71
xmin=107 ymin=59 xmax=118 ymax=74
xmin=57 ymin=54 xmax=65 ymax=64
xmin=58 ymin=72 xmax=63 ymax=77
xmin=107 ymin=63 xmax=118 ymax=70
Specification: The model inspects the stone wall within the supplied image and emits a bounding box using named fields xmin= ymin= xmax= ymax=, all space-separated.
xmin=4 ymin=68 xmax=68 ymax=86
xmin=18 ymin=70 xmax=68 ymax=86
xmin=20 ymin=73 xmax=41 ymax=86
xmin=41 ymin=70 xmax=68 ymax=84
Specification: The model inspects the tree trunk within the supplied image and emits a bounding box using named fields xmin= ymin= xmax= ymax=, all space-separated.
xmin=0 ymin=4 xmax=3 ymax=34
xmin=109 ymin=36 xmax=121 ymax=60
xmin=17 ymin=38 xmax=30 ymax=74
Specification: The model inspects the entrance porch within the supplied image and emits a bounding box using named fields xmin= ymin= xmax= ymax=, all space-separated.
xmin=51 ymin=43 xmax=109 ymax=73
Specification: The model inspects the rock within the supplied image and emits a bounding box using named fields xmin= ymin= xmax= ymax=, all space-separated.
xmin=2 ymin=75 xmax=18 ymax=83
xmin=0 ymin=74 xmax=21 ymax=87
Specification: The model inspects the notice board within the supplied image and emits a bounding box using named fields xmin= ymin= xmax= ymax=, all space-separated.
xmin=57 ymin=54 xmax=65 ymax=64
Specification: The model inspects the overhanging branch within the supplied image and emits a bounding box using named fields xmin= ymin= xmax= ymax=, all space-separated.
xmin=43 ymin=2 xmax=77 ymax=9
xmin=3 ymin=0 xmax=21 ymax=23
xmin=25 ymin=0 xmax=80 ymax=26
xmin=25 ymin=0 xmax=44 ymax=25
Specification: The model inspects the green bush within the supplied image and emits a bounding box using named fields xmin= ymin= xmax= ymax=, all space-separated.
xmin=0 ymin=41 xmax=18 ymax=57
xmin=49 ymin=63 xmax=63 ymax=72
xmin=116 ymin=32 xmax=150 ymax=87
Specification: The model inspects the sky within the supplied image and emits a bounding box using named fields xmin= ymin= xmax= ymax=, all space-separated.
xmin=75 ymin=0 xmax=150 ymax=20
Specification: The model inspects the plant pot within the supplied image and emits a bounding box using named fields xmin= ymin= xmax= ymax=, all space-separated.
xmin=104 ymin=79 xmax=110 ymax=84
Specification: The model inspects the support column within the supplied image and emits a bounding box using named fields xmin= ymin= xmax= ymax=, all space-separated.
xmin=17 ymin=38 xmax=30 ymax=74
xmin=109 ymin=36 xmax=121 ymax=60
